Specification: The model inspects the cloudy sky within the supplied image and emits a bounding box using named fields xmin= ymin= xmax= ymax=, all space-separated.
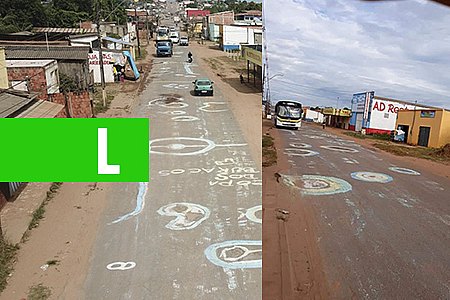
xmin=264 ymin=0 xmax=450 ymax=108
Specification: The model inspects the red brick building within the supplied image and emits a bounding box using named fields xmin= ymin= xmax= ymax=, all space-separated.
xmin=6 ymin=59 xmax=60 ymax=100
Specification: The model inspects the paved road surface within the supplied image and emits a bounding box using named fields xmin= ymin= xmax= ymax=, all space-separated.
xmin=83 ymin=28 xmax=261 ymax=299
xmin=276 ymin=123 xmax=450 ymax=299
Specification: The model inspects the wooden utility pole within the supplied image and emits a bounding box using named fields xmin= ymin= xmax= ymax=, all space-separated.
xmin=96 ymin=1 xmax=106 ymax=106
xmin=134 ymin=2 xmax=141 ymax=57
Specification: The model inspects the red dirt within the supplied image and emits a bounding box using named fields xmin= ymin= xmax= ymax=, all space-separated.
xmin=262 ymin=119 xmax=330 ymax=299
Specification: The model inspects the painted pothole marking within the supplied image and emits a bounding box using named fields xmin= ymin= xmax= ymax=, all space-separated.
xmin=149 ymin=137 xmax=247 ymax=156
xmin=281 ymin=174 xmax=352 ymax=196
xmin=172 ymin=116 xmax=200 ymax=122
xmin=351 ymin=172 xmax=393 ymax=183
xmin=320 ymin=145 xmax=359 ymax=153
xmin=388 ymin=167 xmax=421 ymax=176
xmin=289 ymin=143 xmax=312 ymax=148
xmin=204 ymin=240 xmax=262 ymax=269
xmin=157 ymin=202 xmax=210 ymax=230
xmin=284 ymin=148 xmax=319 ymax=157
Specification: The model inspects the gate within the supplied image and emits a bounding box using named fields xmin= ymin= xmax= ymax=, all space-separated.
xmin=418 ymin=126 xmax=430 ymax=147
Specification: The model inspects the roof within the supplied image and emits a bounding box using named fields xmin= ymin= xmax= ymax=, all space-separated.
xmin=14 ymin=100 xmax=64 ymax=118
xmin=373 ymin=96 xmax=441 ymax=109
xmin=4 ymin=45 xmax=90 ymax=61
xmin=33 ymin=27 xmax=97 ymax=34
xmin=0 ymin=90 xmax=37 ymax=118
xmin=102 ymin=36 xmax=133 ymax=46
xmin=6 ymin=59 xmax=56 ymax=68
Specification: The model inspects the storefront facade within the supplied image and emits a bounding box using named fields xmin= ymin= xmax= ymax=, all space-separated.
xmin=396 ymin=109 xmax=450 ymax=148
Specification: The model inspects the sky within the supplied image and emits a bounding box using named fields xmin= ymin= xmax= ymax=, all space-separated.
xmin=264 ymin=0 xmax=450 ymax=109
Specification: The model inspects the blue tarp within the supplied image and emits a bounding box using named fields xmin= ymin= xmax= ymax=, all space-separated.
xmin=123 ymin=50 xmax=140 ymax=80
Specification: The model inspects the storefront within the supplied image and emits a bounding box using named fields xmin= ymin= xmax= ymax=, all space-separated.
xmin=322 ymin=107 xmax=352 ymax=129
xmin=242 ymin=45 xmax=262 ymax=90
xmin=396 ymin=109 xmax=450 ymax=148
xmin=349 ymin=92 xmax=431 ymax=134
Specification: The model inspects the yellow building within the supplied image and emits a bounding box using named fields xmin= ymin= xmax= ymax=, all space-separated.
xmin=396 ymin=109 xmax=450 ymax=148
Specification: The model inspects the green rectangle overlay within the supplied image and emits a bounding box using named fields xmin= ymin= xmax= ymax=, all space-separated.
xmin=0 ymin=118 xmax=149 ymax=182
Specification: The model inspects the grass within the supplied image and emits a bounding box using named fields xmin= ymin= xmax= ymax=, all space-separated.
xmin=0 ymin=237 xmax=19 ymax=293
xmin=22 ymin=183 xmax=62 ymax=242
xmin=93 ymin=88 xmax=116 ymax=114
xmin=27 ymin=283 xmax=51 ymax=300
xmin=344 ymin=132 xmax=391 ymax=141
xmin=263 ymin=135 xmax=277 ymax=167
xmin=136 ymin=47 xmax=148 ymax=60
xmin=373 ymin=142 xmax=450 ymax=163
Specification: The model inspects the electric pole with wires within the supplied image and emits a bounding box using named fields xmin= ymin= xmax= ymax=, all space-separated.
xmin=95 ymin=0 xmax=107 ymax=107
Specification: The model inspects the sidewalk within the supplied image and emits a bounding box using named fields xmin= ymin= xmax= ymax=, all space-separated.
xmin=0 ymin=182 xmax=52 ymax=245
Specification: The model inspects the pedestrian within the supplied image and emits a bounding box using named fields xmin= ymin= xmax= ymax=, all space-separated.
xmin=240 ymin=74 xmax=244 ymax=84
xmin=322 ymin=119 xmax=326 ymax=129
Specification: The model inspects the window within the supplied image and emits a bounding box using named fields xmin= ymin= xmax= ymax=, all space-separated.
xmin=384 ymin=113 xmax=389 ymax=118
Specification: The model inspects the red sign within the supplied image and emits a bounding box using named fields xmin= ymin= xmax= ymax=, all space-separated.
xmin=372 ymin=101 xmax=406 ymax=114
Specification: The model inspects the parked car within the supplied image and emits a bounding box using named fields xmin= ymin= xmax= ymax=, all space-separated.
xmin=179 ymin=36 xmax=189 ymax=46
xmin=193 ymin=78 xmax=214 ymax=96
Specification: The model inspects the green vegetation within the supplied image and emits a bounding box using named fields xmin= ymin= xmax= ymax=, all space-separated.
xmin=344 ymin=132 xmax=391 ymax=141
xmin=263 ymin=134 xmax=277 ymax=167
xmin=373 ymin=143 xmax=450 ymax=163
xmin=22 ymin=182 xmax=62 ymax=242
xmin=0 ymin=237 xmax=19 ymax=293
xmin=59 ymin=73 xmax=81 ymax=93
xmin=27 ymin=283 xmax=51 ymax=300
xmin=209 ymin=0 xmax=262 ymax=14
xmin=93 ymin=88 xmax=115 ymax=114
xmin=0 ymin=0 xmax=126 ymax=34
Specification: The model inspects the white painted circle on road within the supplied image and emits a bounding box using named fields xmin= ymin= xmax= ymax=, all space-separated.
xmin=320 ymin=145 xmax=359 ymax=153
xmin=388 ymin=167 xmax=421 ymax=176
xmin=351 ymin=172 xmax=393 ymax=183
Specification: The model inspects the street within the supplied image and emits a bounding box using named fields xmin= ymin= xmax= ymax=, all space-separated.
xmin=83 ymin=39 xmax=262 ymax=298
xmin=264 ymin=122 xmax=450 ymax=299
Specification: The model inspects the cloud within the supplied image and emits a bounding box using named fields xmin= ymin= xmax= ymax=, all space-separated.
xmin=265 ymin=0 xmax=450 ymax=108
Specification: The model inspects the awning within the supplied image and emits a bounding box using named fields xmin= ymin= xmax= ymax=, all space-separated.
xmin=14 ymin=100 xmax=64 ymax=118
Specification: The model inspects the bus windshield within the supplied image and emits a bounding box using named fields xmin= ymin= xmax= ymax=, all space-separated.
xmin=277 ymin=104 xmax=301 ymax=118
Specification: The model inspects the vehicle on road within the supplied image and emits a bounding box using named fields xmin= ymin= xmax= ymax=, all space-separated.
xmin=169 ymin=31 xmax=179 ymax=43
xmin=193 ymin=78 xmax=214 ymax=96
xmin=156 ymin=40 xmax=173 ymax=57
xmin=179 ymin=36 xmax=189 ymax=46
xmin=273 ymin=100 xmax=302 ymax=129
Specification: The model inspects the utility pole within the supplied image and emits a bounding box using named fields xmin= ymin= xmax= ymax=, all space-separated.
xmin=134 ymin=1 xmax=141 ymax=58
xmin=96 ymin=1 xmax=107 ymax=106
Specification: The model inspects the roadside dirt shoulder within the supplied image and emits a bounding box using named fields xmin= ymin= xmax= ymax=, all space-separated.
xmin=191 ymin=42 xmax=262 ymax=168
xmin=262 ymin=120 xmax=330 ymax=299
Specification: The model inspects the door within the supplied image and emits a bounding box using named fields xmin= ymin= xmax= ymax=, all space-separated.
xmin=418 ymin=126 xmax=430 ymax=147
xmin=355 ymin=113 xmax=363 ymax=131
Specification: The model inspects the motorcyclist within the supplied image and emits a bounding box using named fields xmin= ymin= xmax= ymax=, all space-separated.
xmin=188 ymin=51 xmax=193 ymax=63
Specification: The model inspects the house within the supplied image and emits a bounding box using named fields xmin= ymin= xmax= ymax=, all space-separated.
xmin=69 ymin=33 xmax=100 ymax=48
xmin=4 ymin=45 xmax=92 ymax=90
xmin=187 ymin=9 xmax=210 ymax=19
xmin=206 ymin=11 xmax=235 ymax=41
xmin=219 ymin=25 xmax=262 ymax=50
xmin=395 ymin=108 xmax=450 ymax=148
xmin=6 ymin=59 xmax=60 ymax=100
xmin=235 ymin=10 xmax=263 ymax=25
xmin=304 ymin=108 xmax=324 ymax=123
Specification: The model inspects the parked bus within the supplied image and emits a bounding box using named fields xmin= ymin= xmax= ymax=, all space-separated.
xmin=273 ymin=100 xmax=303 ymax=129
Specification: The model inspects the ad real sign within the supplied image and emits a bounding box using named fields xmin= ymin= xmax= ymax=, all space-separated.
xmin=0 ymin=118 xmax=149 ymax=182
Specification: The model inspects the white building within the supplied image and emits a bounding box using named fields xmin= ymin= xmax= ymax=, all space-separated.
xmin=304 ymin=109 xmax=324 ymax=123
xmin=88 ymin=50 xmax=127 ymax=83
xmin=220 ymin=25 xmax=262 ymax=51
xmin=350 ymin=91 xmax=432 ymax=134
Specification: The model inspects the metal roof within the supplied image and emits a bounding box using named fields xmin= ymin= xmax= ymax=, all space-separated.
xmin=4 ymin=45 xmax=90 ymax=61
xmin=102 ymin=36 xmax=133 ymax=46
xmin=14 ymin=100 xmax=64 ymax=118
xmin=33 ymin=27 xmax=97 ymax=34
xmin=6 ymin=59 xmax=56 ymax=68
xmin=0 ymin=90 xmax=37 ymax=118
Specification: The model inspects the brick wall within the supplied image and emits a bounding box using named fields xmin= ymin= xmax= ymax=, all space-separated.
xmin=49 ymin=91 xmax=93 ymax=118
xmin=7 ymin=67 xmax=48 ymax=100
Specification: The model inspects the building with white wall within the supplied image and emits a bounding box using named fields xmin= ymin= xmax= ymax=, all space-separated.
xmin=219 ymin=25 xmax=262 ymax=51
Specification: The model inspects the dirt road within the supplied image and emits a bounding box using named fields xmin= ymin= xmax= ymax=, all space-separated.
xmin=263 ymin=121 xmax=450 ymax=299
